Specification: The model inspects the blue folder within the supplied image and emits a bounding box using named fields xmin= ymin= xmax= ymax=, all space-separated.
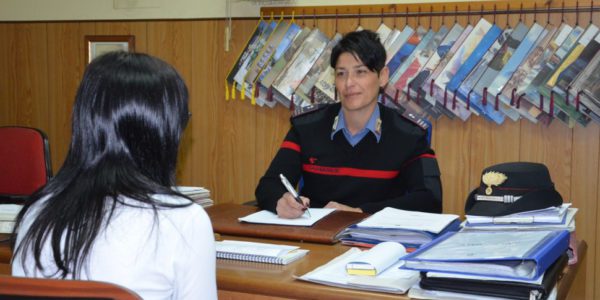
xmin=400 ymin=230 xmax=570 ymax=280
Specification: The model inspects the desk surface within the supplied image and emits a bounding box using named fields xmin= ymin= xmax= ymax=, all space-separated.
xmin=0 ymin=227 xmax=588 ymax=300
xmin=215 ymin=234 xmax=587 ymax=300
xmin=216 ymin=235 xmax=405 ymax=300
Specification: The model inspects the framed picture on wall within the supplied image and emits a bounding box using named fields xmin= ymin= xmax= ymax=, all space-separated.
xmin=84 ymin=35 xmax=135 ymax=64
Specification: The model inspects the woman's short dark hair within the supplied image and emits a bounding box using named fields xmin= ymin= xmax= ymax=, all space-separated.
xmin=330 ymin=30 xmax=387 ymax=72
xmin=13 ymin=51 xmax=191 ymax=278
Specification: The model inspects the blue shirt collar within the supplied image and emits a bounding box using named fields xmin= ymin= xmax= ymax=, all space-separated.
xmin=331 ymin=105 xmax=382 ymax=145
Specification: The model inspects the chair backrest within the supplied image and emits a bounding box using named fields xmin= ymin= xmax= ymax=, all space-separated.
xmin=0 ymin=126 xmax=52 ymax=201
xmin=0 ymin=275 xmax=142 ymax=300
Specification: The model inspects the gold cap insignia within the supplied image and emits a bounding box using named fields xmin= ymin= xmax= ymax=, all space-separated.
xmin=481 ymin=171 xmax=507 ymax=195
xmin=375 ymin=118 xmax=382 ymax=135
xmin=332 ymin=116 xmax=339 ymax=132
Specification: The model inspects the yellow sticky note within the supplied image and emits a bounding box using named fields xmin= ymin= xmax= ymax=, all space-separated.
xmin=346 ymin=268 xmax=377 ymax=276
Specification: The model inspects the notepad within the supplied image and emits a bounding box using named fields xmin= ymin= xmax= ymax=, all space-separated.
xmin=216 ymin=240 xmax=309 ymax=265
xmin=346 ymin=242 xmax=407 ymax=276
xmin=238 ymin=208 xmax=335 ymax=227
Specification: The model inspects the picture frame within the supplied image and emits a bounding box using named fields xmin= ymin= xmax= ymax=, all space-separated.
xmin=84 ymin=35 xmax=135 ymax=64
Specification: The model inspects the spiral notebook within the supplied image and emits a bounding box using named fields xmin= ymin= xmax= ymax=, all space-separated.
xmin=216 ymin=240 xmax=309 ymax=265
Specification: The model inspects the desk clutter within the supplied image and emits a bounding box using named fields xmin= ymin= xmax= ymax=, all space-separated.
xmin=175 ymin=186 xmax=213 ymax=207
xmin=298 ymin=244 xmax=419 ymax=294
xmin=226 ymin=9 xmax=600 ymax=128
xmin=336 ymin=207 xmax=461 ymax=249
xmin=0 ymin=204 xmax=22 ymax=234
xmin=203 ymin=161 xmax=579 ymax=299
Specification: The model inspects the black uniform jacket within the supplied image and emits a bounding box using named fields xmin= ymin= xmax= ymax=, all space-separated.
xmin=255 ymin=102 xmax=442 ymax=214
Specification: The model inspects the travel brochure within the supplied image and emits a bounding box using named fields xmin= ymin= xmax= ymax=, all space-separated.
xmin=226 ymin=17 xmax=600 ymax=127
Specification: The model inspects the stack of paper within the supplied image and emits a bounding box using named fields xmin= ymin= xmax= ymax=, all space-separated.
xmin=413 ymin=253 xmax=567 ymax=300
xmin=175 ymin=186 xmax=213 ymax=207
xmin=463 ymin=203 xmax=577 ymax=232
xmin=0 ymin=204 xmax=23 ymax=233
xmin=298 ymin=247 xmax=419 ymax=294
xmin=336 ymin=207 xmax=461 ymax=248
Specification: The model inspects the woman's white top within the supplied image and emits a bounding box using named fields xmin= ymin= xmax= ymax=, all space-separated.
xmin=12 ymin=194 xmax=217 ymax=300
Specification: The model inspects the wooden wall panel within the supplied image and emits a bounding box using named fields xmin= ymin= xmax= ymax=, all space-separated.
xmin=596 ymin=156 xmax=600 ymax=300
xmin=190 ymin=19 xmax=225 ymax=200
xmin=217 ymin=19 xmax=260 ymax=203
xmin=519 ymin=121 xmax=573 ymax=201
xmin=11 ymin=24 xmax=49 ymax=131
xmin=2 ymin=6 xmax=600 ymax=298
xmin=46 ymin=22 xmax=85 ymax=171
xmin=147 ymin=21 xmax=194 ymax=184
xmin=434 ymin=118 xmax=471 ymax=215
xmin=0 ymin=23 xmax=12 ymax=125
xmin=571 ymin=123 xmax=600 ymax=299
xmin=255 ymin=105 xmax=290 ymax=183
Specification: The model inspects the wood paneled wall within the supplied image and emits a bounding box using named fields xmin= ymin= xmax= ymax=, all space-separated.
xmin=0 ymin=5 xmax=598 ymax=299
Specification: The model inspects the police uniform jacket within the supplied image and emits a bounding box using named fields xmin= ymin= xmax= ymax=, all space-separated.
xmin=255 ymin=102 xmax=442 ymax=214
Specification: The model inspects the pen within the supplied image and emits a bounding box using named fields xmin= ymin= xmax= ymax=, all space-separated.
xmin=279 ymin=173 xmax=311 ymax=217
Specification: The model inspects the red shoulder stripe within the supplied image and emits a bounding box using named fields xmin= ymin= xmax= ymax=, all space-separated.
xmin=400 ymin=153 xmax=436 ymax=170
xmin=281 ymin=141 xmax=301 ymax=152
xmin=303 ymin=164 xmax=399 ymax=179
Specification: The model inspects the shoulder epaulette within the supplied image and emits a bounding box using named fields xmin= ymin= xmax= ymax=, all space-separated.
xmin=291 ymin=103 xmax=330 ymax=118
xmin=400 ymin=109 xmax=429 ymax=131
xmin=384 ymin=102 xmax=429 ymax=131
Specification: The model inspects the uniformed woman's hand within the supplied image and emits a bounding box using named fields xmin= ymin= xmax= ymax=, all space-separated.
xmin=276 ymin=193 xmax=310 ymax=219
xmin=324 ymin=201 xmax=363 ymax=213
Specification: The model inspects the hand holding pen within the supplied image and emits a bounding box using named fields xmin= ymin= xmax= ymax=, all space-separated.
xmin=278 ymin=174 xmax=311 ymax=218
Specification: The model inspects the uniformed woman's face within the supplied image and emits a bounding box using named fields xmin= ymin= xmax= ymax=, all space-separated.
xmin=334 ymin=52 xmax=389 ymax=114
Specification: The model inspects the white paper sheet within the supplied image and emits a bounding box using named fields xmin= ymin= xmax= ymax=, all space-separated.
xmin=238 ymin=208 xmax=335 ymax=227
xmin=356 ymin=207 xmax=459 ymax=233
xmin=298 ymin=248 xmax=419 ymax=294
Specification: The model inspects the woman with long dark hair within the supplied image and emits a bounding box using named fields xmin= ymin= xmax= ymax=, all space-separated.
xmin=11 ymin=51 xmax=217 ymax=299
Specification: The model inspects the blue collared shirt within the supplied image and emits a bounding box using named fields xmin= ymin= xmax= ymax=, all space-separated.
xmin=331 ymin=105 xmax=381 ymax=147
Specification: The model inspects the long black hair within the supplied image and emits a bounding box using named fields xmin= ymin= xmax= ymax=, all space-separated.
xmin=12 ymin=51 xmax=191 ymax=278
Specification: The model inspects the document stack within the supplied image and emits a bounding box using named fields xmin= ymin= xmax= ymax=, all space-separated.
xmin=299 ymin=242 xmax=419 ymax=294
xmin=0 ymin=204 xmax=22 ymax=234
xmin=463 ymin=203 xmax=576 ymax=232
xmin=403 ymin=230 xmax=570 ymax=300
xmin=175 ymin=186 xmax=213 ymax=207
xmin=336 ymin=207 xmax=461 ymax=249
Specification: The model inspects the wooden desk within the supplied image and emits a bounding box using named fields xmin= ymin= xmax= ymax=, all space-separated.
xmin=216 ymin=235 xmax=587 ymax=300
xmin=0 ymin=233 xmax=587 ymax=300
xmin=216 ymin=235 xmax=403 ymax=300
xmin=0 ymin=234 xmax=11 ymax=275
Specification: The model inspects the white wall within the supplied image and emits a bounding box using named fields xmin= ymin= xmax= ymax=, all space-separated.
xmin=0 ymin=0 xmax=462 ymax=21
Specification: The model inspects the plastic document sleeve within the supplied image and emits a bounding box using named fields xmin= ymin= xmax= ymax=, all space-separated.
xmin=400 ymin=230 xmax=570 ymax=280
